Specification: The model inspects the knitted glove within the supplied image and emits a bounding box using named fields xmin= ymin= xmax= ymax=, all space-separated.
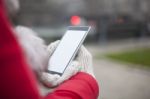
xmin=41 ymin=61 xmax=79 ymax=87
xmin=41 ymin=41 xmax=95 ymax=87
xmin=40 ymin=40 xmax=80 ymax=87
xmin=54 ymin=45 xmax=95 ymax=81
xmin=15 ymin=26 xmax=49 ymax=75
xmin=76 ymin=46 xmax=95 ymax=77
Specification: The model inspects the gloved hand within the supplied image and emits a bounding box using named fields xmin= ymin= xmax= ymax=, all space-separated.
xmin=41 ymin=61 xmax=80 ymax=87
xmin=76 ymin=46 xmax=95 ymax=77
xmin=56 ymin=46 xmax=95 ymax=85
xmin=15 ymin=26 xmax=49 ymax=75
xmin=40 ymin=41 xmax=95 ymax=88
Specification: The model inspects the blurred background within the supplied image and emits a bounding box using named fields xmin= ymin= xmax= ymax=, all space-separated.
xmin=15 ymin=0 xmax=150 ymax=99
xmin=15 ymin=0 xmax=150 ymax=43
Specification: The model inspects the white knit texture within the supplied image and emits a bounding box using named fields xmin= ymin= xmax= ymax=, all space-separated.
xmin=15 ymin=26 xmax=49 ymax=74
xmin=77 ymin=46 xmax=95 ymax=77
xmin=41 ymin=45 xmax=95 ymax=87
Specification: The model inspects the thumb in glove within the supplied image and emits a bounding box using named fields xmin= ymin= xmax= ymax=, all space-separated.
xmin=40 ymin=61 xmax=80 ymax=87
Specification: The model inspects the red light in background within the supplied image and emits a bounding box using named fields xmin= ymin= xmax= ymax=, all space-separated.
xmin=117 ymin=18 xmax=124 ymax=24
xmin=70 ymin=16 xmax=81 ymax=25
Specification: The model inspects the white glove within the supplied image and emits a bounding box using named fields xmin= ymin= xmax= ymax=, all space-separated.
xmin=76 ymin=46 xmax=95 ymax=77
xmin=40 ymin=41 xmax=95 ymax=87
xmin=41 ymin=61 xmax=80 ymax=87
xmin=15 ymin=26 xmax=49 ymax=75
xmin=40 ymin=40 xmax=80 ymax=87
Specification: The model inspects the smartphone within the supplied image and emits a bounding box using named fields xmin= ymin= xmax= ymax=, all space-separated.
xmin=47 ymin=26 xmax=91 ymax=76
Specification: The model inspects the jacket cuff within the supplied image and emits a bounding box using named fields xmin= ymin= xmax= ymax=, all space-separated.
xmin=54 ymin=72 xmax=99 ymax=99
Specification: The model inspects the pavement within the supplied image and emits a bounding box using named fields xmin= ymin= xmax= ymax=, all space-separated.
xmin=94 ymin=59 xmax=150 ymax=99
xmin=87 ymin=38 xmax=150 ymax=99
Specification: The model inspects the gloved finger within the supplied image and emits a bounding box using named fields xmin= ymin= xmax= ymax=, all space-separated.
xmin=40 ymin=72 xmax=60 ymax=88
xmin=75 ymin=46 xmax=95 ymax=78
xmin=76 ymin=46 xmax=92 ymax=68
xmin=56 ymin=61 xmax=80 ymax=85
xmin=47 ymin=40 xmax=60 ymax=57
xmin=77 ymin=46 xmax=92 ymax=60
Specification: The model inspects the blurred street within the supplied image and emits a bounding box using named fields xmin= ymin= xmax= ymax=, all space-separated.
xmin=87 ymin=38 xmax=150 ymax=55
xmin=94 ymin=59 xmax=150 ymax=99
xmin=87 ymin=38 xmax=150 ymax=99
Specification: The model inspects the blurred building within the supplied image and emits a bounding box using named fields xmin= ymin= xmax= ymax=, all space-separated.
xmin=17 ymin=0 xmax=150 ymax=42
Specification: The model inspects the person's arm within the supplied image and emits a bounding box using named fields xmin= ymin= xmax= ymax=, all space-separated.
xmin=0 ymin=1 xmax=99 ymax=99
xmin=45 ymin=72 xmax=99 ymax=99
xmin=0 ymin=2 xmax=41 ymax=98
xmin=14 ymin=25 xmax=100 ymax=99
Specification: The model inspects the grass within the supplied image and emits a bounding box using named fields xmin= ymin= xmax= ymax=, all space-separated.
xmin=105 ymin=48 xmax=150 ymax=67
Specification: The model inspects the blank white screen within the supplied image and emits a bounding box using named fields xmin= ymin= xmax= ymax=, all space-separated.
xmin=48 ymin=30 xmax=87 ymax=73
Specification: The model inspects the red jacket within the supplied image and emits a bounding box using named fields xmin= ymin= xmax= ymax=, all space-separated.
xmin=0 ymin=0 xmax=99 ymax=99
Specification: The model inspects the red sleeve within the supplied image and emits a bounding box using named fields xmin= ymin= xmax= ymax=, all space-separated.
xmin=0 ymin=1 xmax=99 ymax=99
xmin=46 ymin=72 xmax=99 ymax=99
xmin=0 ymin=1 xmax=41 ymax=99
